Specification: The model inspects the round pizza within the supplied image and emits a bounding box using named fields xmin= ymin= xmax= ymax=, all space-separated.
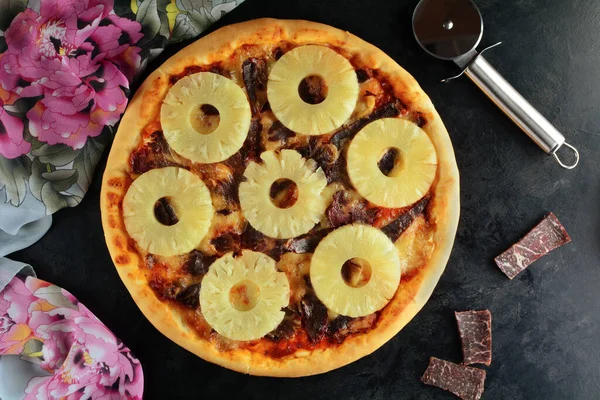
xmin=100 ymin=18 xmax=459 ymax=377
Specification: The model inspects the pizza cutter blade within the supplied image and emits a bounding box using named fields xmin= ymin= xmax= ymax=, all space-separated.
xmin=412 ymin=0 xmax=579 ymax=169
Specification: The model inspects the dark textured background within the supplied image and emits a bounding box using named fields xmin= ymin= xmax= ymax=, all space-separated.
xmin=12 ymin=0 xmax=600 ymax=398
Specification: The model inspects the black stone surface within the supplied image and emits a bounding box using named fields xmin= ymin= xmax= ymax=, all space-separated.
xmin=10 ymin=0 xmax=600 ymax=398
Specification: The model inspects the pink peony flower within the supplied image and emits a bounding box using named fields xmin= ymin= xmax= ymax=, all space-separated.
xmin=0 ymin=98 xmax=30 ymax=158
xmin=0 ymin=0 xmax=142 ymax=150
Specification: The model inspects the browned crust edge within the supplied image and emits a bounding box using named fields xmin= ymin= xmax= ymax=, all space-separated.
xmin=100 ymin=18 xmax=460 ymax=377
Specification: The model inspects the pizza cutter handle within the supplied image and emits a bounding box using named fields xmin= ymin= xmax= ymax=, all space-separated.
xmin=465 ymin=55 xmax=579 ymax=169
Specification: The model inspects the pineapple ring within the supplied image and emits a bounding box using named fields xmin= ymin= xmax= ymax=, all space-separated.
xmin=123 ymin=167 xmax=214 ymax=257
xmin=267 ymin=45 xmax=359 ymax=135
xmin=310 ymin=224 xmax=401 ymax=317
xmin=200 ymin=250 xmax=290 ymax=341
xmin=347 ymin=118 xmax=438 ymax=208
xmin=239 ymin=149 xmax=328 ymax=239
xmin=160 ymin=72 xmax=251 ymax=163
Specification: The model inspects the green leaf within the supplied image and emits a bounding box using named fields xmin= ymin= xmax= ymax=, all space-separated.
xmin=72 ymin=129 xmax=110 ymax=192
xmin=156 ymin=0 xmax=171 ymax=38
xmin=64 ymin=194 xmax=82 ymax=207
xmin=0 ymin=0 xmax=27 ymax=32
xmin=40 ymin=181 xmax=67 ymax=214
xmin=41 ymin=169 xmax=78 ymax=192
xmin=21 ymin=338 xmax=44 ymax=358
xmin=31 ymin=143 xmax=80 ymax=167
xmin=34 ymin=285 xmax=79 ymax=310
xmin=171 ymin=13 xmax=202 ymax=42
xmin=29 ymin=158 xmax=46 ymax=201
xmin=0 ymin=156 xmax=32 ymax=206
xmin=4 ymin=96 xmax=43 ymax=118
xmin=137 ymin=0 xmax=162 ymax=42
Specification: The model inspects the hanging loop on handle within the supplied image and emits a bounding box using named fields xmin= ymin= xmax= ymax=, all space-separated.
xmin=552 ymin=142 xmax=579 ymax=169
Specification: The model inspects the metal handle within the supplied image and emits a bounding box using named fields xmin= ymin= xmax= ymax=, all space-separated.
xmin=465 ymin=54 xmax=579 ymax=169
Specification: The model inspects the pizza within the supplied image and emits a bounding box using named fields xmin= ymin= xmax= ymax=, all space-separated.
xmin=100 ymin=18 xmax=460 ymax=377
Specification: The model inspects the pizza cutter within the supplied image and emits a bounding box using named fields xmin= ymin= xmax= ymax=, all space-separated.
xmin=412 ymin=0 xmax=579 ymax=169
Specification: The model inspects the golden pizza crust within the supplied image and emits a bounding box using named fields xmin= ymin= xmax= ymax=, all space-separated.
xmin=100 ymin=18 xmax=460 ymax=377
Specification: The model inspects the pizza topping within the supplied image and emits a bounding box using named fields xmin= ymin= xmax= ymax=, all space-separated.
xmin=242 ymin=57 xmax=268 ymax=115
xmin=211 ymin=232 xmax=241 ymax=255
xmin=310 ymin=225 xmax=401 ymax=317
xmin=200 ymin=251 xmax=290 ymax=341
xmin=239 ymin=150 xmax=327 ymax=239
xmin=382 ymin=196 xmax=429 ymax=242
xmin=328 ymin=315 xmax=352 ymax=339
xmin=495 ymin=212 xmax=571 ymax=279
xmin=326 ymin=190 xmax=377 ymax=228
xmin=284 ymin=229 xmax=332 ymax=254
xmin=298 ymin=75 xmax=328 ymax=105
xmin=300 ymin=293 xmax=328 ymax=343
xmin=185 ymin=250 xmax=217 ymax=276
xmin=266 ymin=308 xmax=300 ymax=341
xmin=123 ymin=167 xmax=214 ymax=256
xmin=153 ymin=197 xmax=179 ymax=226
xmin=330 ymin=100 xmax=401 ymax=148
xmin=241 ymin=118 xmax=263 ymax=165
xmin=394 ymin=214 xmax=435 ymax=274
xmin=356 ymin=69 xmax=370 ymax=83
xmin=130 ymin=132 xmax=180 ymax=175
xmin=161 ymin=72 xmax=251 ymax=163
xmin=269 ymin=178 xmax=299 ymax=209
xmin=268 ymin=120 xmax=296 ymax=142
xmin=421 ymin=357 xmax=486 ymax=400
xmin=268 ymin=45 xmax=359 ymax=135
xmin=347 ymin=118 xmax=437 ymax=208
xmin=455 ymin=310 xmax=492 ymax=366
xmin=175 ymin=284 xmax=201 ymax=309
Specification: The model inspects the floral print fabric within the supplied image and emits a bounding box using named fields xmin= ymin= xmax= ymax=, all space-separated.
xmin=0 ymin=0 xmax=243 ymax=220
xmin=0 ymin=274 xmax=143 ymax=399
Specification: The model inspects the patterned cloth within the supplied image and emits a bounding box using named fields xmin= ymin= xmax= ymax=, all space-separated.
xmin=0 ymin=274 xmax=143 ymax=399
xmin=0 ymin=1 xmax=244 ymax=398
xmin=0 ymin=0 xmax=244 ymax=234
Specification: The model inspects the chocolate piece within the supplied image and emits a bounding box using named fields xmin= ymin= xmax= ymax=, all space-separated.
xmin=455 ymin=310 xmax=492 ymax=366
xmin=300 ymin=293 xmax=328 ymax=343
xmin=495 ymin=212 xmax=571 ymax=279
xmin=330 ymin=100 xmax=401 ymax=148
xmin=175 ymin=284 xmax=200 ymax=309
xmin=326 ymin=190 xmax=377 ymax=228
xmin=381 ymin=196 xmax=429 ymax=242
xmin=242 ymin=58 xmax=268 ymax=115
xmin=421 ymin=357 xmax=486 ymax=400
xmin=184 ymin=250 xmax=216 ymax=276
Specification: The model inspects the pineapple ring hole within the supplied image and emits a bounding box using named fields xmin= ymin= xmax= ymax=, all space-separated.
xmin=298 ymin=75 xmax=329 ymax=105
xmin=229 ymin=279 xmax=260 ymax=311
xmin=341 ymin=258 xmax=372 ymax=288
xmin=153 ymin=197 xmax=179 ymax=226
xmin=190 ymin=104 xmax=220 ymax=135
xmin=377 ymin=147 xmax=404 ymax=178
xmin=269 ymin=178 xmax=299 ymax=209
